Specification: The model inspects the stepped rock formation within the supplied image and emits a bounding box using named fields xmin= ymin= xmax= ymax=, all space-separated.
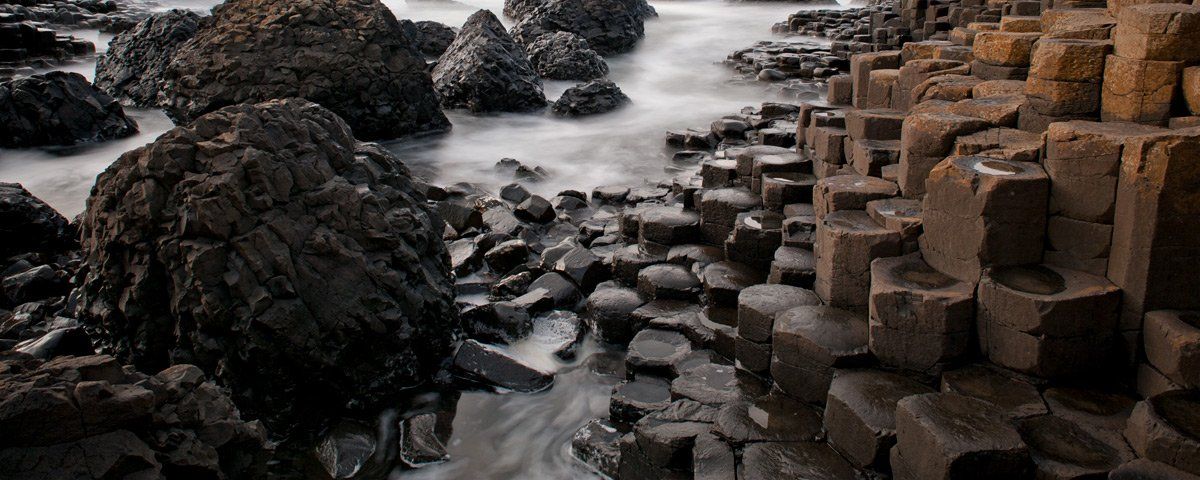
xmin=0 ymin=353 xmax=269 ymax=480
xmin=160 ymin=0 xmax=449 ymax=140
xmin=76 ymin=98 xmax=458 ymax=429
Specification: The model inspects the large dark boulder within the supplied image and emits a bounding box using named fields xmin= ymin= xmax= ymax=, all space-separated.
xmin=551 ymin=79 xmax=630 ymax=116
xmin=526 ymin=31 xmax=608 ymax=80
xmin=432 ymin=10 xmax=545 ymax=113
xmin=507 ymin=0 xmax=656 ymax=56
xmin=401 ymin=20 xmax=458 ymax=58
xmin=0 ymin=183 xmax=76 ymax=260
xmin=0 ymin=71 xmax=137 ymax=148
xmin=76 ymin=98 xmax=458 ymax=429
xmin=160 ymin=0 xmax=449 ymax=140
xmin=93 ymin=9 xmax=203 ymax=107
xmin=0 ymin=353 xmax=269 ymax=479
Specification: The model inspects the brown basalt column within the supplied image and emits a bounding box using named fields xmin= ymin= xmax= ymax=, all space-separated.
xmin=919 ymin=156 xmax=1049 ymax=283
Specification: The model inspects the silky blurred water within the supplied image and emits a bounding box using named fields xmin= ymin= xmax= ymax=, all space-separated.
xmin=0 ymin=0 xmax=835 ymax=217
xmin=0 ymin=1 xmax=847 ymax=478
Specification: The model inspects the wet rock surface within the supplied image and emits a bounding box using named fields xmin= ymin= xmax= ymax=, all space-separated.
xmin=161 ymin=0 xmax=449 ymax=140
xmin=76 ymin=99 xmax=457 ymax=429
xmin=433 ymin=9 xmax=546 ymax=113
xmin=0 ymin=71 xmax=136 ymax=147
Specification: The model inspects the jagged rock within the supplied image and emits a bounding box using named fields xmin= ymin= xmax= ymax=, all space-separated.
xmin=0 ymin=71 xmax=137 ymax=148
xmin=552 ymin=79 xmax=630 ymax=117
xmin=526 ymin=31 xmax=609 ymax=80
xmin=76 ymin=99 xmax=457 ymax=429
xmin=0 ymin=183 xmax=76 ymax=259
xmin=508 ymin=0 xmax=653 ymax=56
xmin=407 ymin=20 xmax=458 ymax=57
xmin=0 ymin=353 xmax=268 ymax=480
xmin=161 ymin=0 xmax=448 ymax=140
xmin=93 ymin=9 xmax=202 ymax=107
xmin=433 ymin=10 xmax=546 ymax=113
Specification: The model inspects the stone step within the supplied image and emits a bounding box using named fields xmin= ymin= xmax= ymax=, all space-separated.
xmin=823 ymin=369 xmax=935 ymax=469
xmin=815 ymin=210 xmax=902 ymax=311
xmin=771 ymin=305 xmax=871 ymax=403
xmin=869 ymin=252 xmax=975 ymax=374
xmin=892 ymin=392 xmax=1033 ymax=480
xmin=977 ymin=264 xmax=1121 ymax=378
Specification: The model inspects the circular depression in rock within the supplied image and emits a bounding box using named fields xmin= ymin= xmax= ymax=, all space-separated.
xmin=973 ymin=159 xmax=1022 ymax=176
xmin=991 ymin=265 xmax=1066 ymax=295
xmin=898 ymin=263 xmax=957 ymax=289
xmin=1152 ymin=391 xmax=1200 ymax=441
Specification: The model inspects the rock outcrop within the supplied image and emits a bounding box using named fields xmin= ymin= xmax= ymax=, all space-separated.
xmin=0 ymin=353 xmax=269 ymax=480
xmin=552 ymin=79 xmax=630 ymax=116
xmin=526 ymin=31 xmax=609 ymax=80
xmin=0 ymin=183 xmax=75 ymax=260
xmin=76 ymin=98 xmax=458 ymax=429
xmin=507 ymin=0 xmax=655 ymax=56
xmin=93 ymin=9 xmax=203 ymax=107
xmin=405 ymin=20 xmax=458 ymax=58
xmin=160 ymin=0 xmax=449 ymax=140
xmin=0 ymin=71 xmax=137 ymax=148
xmin=432 ymin=10 xmax=546 ymax=113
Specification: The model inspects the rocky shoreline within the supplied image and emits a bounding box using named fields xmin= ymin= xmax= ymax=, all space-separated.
xmin=3 ymin=0 xmax=1200 ymax=478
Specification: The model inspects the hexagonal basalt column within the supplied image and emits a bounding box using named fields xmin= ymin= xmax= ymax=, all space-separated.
xmin=976 ymin=264 xmax=1121 ymax=378
xmin=919 ymin=156 xmax=1049 ymax=283
xmin=892 ymin=393 xmax=1033 ymax=480
xmin=771 ymin=305 xmax=870 ymax=404
xmin=869 ymin=253 xmax=975 ymax=374
xmin=815 ymin=210 xmax=902 ymax=311
xmin=725 ymin=210 xmax=785 ymax=270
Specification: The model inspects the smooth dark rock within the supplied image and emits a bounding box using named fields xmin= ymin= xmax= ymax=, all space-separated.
xmin=398 ymin=413 xmax=450 ymax=467
xmin=626 ymin=328 xmax=693 ymax=377
xmin=452 ymin=339 xmax=553 ymax=392
xmin=739 ymin=442 xmax=859 ymax=480
xmin=713 ymin=392 xmax=823 ymax=444
xmin=611 ymin=377 xmax=674 ymax=430
xmin=585 ymin=286 xmax=645 ymax=343
xmin=516 ymin=195 xmax=556 ymax=223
